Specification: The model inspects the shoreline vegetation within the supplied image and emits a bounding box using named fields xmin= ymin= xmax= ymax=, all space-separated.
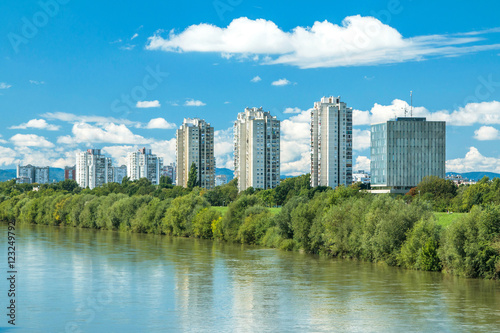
xmin=1 ymin=175 xmax=499 ymax=279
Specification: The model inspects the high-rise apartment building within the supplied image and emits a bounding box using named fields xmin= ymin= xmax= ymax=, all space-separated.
xmin=127 ymin=148 xmax=163 ymax=185
xmin=16 ymin=164 xmax=50 ymax=184
xmin=176 ymin=118 xmax=215 ymax=189
xmin=371 ymin=117 xmax=446 ymax=194
xmin=310 ymin=96 xmax=353 ymax=188
xmin=112 ymin=165 xmax=128 ymax=183
xmin=234 ymin=107 xmax=280 ymax=192
xmin=64 ymin=166 xmax=76 ymax=181
xmin=76 ymin=149 xmax=112 ymax=189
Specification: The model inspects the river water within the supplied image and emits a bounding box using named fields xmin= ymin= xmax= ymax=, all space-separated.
xmin=1 ymin=223 xmax=499 ymax=332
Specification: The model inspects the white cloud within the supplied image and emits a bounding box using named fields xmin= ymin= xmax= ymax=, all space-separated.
xmin=474 ymin=126 xmax=500 ymax=141
xmin=271 ymin=78 xmax=290 ymax=86
xmin=184 ymin=99 xmax=206 ymax=107
xmin=29 ymin=80 xmax=45 ymax=85
xmin=150 ymin=138 xmax=177 ymax=165
xmin=281 ymin=109 xmax=311 ymax=176
xmin=0 ymin=135 xmax=8 ymax=144
xmin=144 ymin=118 xmax=176 ymax=129
xmin=447 ymin=147 xmax=500 ymax=173
xmin=146 ymin=16 xmax=500 ymax=69
xmin=10 ymin=119 xmax=60 ymax=131
xmin=354 ymin=156 xmax=371 ymax=172
xmin=131 ymin=33 xmax=139 ymax=40
xmin=0 ymin=82 xmax=12 ymax=89
xmin=214 ymin=128 xmax=234 ymax=169
xmin=102 ymin=145 xmax=135 ymax=166
xmin=251 ymin=76 xmax=262 ymax=83
xmin=120 ymin=44 xmax=136 ymax=51
xmin=354 ymin=100 xmax=500 ymax=126
xmin=42 ymin=112 xmax=140 ymax=126
xmin=10 ymin=134 xmax=54 ymax=148
xmin=136 ymin=100 xmax=161 ymax=108
xmin=0 ymin=146 xmax=19 ymax=166
xmin=224 ymin=101 xmax=231 ymax=104
xmin=283 ymin=107 xmax=303 ymax=114
xmin=353 ymin=129 xmax=370 ymax=151
xmin=57 ymin=123 xmax=153 ymax=146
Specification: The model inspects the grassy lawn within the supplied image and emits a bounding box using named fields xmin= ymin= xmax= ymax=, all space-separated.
xmin=213 ymin=206 xmax=281 ymax=216
xmin=434 ymin=212 xmax=465 ymax=228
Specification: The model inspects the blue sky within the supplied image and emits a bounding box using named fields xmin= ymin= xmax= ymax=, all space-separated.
xmin=1 ymin=0 xmax=500 ymax=175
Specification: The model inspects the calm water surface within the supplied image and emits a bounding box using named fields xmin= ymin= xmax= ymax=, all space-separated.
xmin=1 ymin=223 xmax=500 ymax=332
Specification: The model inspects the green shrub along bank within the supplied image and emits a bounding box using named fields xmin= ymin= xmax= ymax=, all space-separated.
xmin=0 ymin=174 xmax=500 ymax=279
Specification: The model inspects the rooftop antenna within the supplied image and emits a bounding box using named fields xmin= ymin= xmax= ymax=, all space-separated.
xmin=410 ymin=91 xmax=413 ymax=117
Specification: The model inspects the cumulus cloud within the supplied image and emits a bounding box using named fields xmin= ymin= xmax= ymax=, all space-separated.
xmin=102 ymin=145 xmax=135 ymax=166
xmin=136 ymin=100 xmax=161 ymax=108
xmin=474 ymin=126 xmax=500 ymax=140
xmin=10 ymin=134 xmax=54 ymax=148
xmin=283 ymin=107 xmax=303 ymax=114
xmin=447 ymin=147 xmax=500 ymax=173
xmin=354 ymin=156 xmax=371 ymax=172
xmin=353 ymin=129 xmax=370 ymax=151
xmin=57 ymin=123 xmax=154 ymax=146
xmin=0 ymin=82 xmax=12 ymax=89
xmin=354 ymin=100 xmax=500 ymax=126
xmin=144 ymin=118 xmax=176 ymax=129
xmin=281 ymin=109 xmax=311 ymax=176
xmin=10 ymin=119 xmax=60 ymax=131
xmin=0 ymin=146 xmax=19 ymax=166
xmin=146 ymin=16 xmax=500 ymax=68
xmin=214 ymin=128 xmax=234 ymax=169
xmin=271 ymin=78 xmax=290 ymax=86
xmin=184 ymin=99 xmax=206 ymax=107
xmin=251 ymin=76 xmax=262 ymax=83
xmin=150 ymin=138 xmax=177 ymax=165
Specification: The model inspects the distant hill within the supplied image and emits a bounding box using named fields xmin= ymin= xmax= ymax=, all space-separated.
xmin=446 ymin=172 xmax=500 ymax=182
xmin=0 ymin=167 xmax=65 ymax=183
xmin=216 ymin=168 xmax=234 ymax=181
xmin=0 ymin=170 xmax=16 ymax=182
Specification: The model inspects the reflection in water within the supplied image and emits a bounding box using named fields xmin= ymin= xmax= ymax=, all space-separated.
xmin=4 ymin=223 xmax=500 ymax=332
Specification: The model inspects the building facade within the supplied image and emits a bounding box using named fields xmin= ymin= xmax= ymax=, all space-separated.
xmin=234 ymin=107 xmax=280 ymax=192
xmin=127 ymin=148 xmax=163 ymax=185
xmin=64 ymin=166 xmax=76 ymax=181
xmin=176 ymin=118 xmax=215 ymax=189
xmin=161 ymin=162 xmax=177 ymax=185
xmin=310 ymin=96 xmax=353 ymax=188
xmin=370 ymin=117 xmax=446 ymax=194
xmin=215 ymin=174 xmax=228 ymax=187
xmin=112 ymin=165 xmax=128 ymax=183
xmin=76 ymin=149 xmax=112 ymax=189
xmin=16 ymin=164 xmax=50 ymax=184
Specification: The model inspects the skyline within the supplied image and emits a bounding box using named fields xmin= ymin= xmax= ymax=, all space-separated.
xmin=1 ymin=1 xmax=500 ymax=176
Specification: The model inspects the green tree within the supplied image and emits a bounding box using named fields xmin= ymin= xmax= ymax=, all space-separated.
xmin=187 ymin=162 xmax=199 ymax=189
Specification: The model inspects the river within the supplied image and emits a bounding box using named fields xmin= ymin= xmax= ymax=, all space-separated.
xmin=1 ymin=223 xmax=499 ymax=332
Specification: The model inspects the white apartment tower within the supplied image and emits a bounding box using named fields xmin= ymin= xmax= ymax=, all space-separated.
xmin=76 ymin=149 xmax=112 ymax=189
xmin=127 ymin=148 xmax=163 ymax=185
xmin=16 ymin=165 xmax=50 ymax=184
xmin=176 ymin=118 xmax=215 ymax=189
xmin=234 ymin=107 xmax=280 ymax=192
xmin=310 ymin=96 xmax=353 ymax=188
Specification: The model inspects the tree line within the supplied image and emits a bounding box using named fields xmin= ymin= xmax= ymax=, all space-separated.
xmin=0 ymin=174 xmax=499 ymax=279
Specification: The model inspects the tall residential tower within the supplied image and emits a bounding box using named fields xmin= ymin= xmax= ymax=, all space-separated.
xmin=176 ymin=118 xmax=215 ymax=189
xmin=127 ymin=147 xmax=163 ymax=185
xmin=310 ymin=96 xmax=353 ymax=188
xmin=234 ymin=107 xmax=280 ymax=192
xmin=76 ymin=149 xmax=112 ymax=189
